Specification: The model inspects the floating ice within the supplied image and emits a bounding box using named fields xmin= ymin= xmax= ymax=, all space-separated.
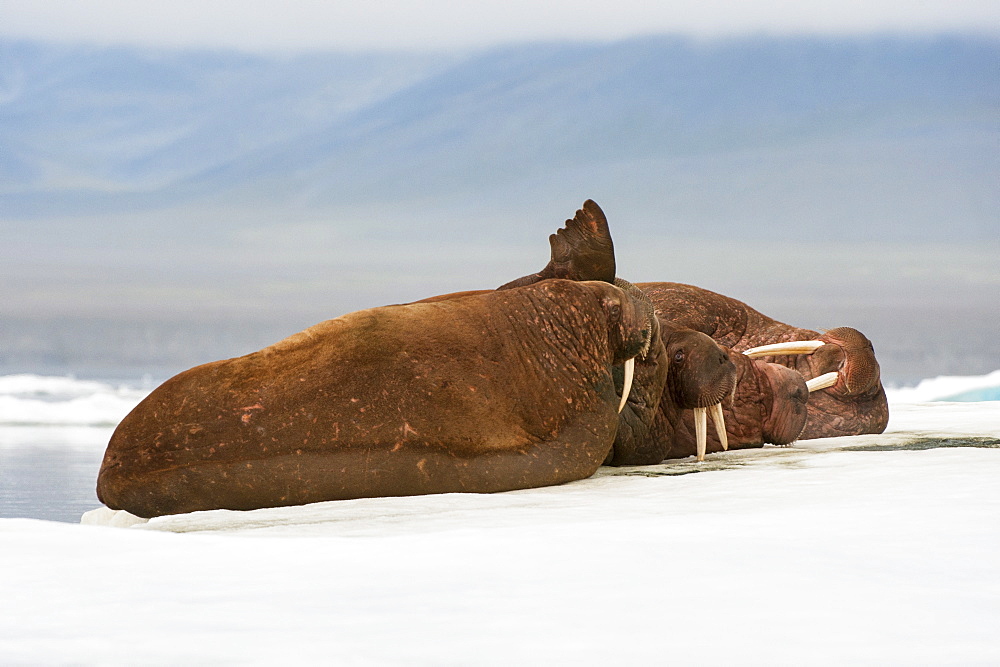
xmin=0 ymin=374 xmax=150 ymax=426
xmin=886 ymin=369 xmax=1000 ymax=403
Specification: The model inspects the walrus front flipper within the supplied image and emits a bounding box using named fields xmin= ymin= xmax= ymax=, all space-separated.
xmin=498 ymin=200 xmax=616 ymax=289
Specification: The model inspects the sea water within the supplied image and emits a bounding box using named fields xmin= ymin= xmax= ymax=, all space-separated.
xmin=0 ymin=375 xmax=148 ymax=521
xmin=1 ymin=371 xmax=998 ymax=522
xmin=0 ymin=427 xmax=111 ymax=521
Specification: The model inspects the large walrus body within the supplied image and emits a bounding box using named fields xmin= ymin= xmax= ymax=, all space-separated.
xmin=97 ymin=279 xmax=657 ymax=518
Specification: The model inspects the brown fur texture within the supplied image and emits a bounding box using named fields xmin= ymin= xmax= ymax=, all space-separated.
xmin=97 ymin=279 xmax=660 ymax=517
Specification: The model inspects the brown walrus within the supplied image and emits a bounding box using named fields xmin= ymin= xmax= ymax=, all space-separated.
xmin=639 ymin=282 xmax=889 ymax=442
xmin=97 ymin=279 xmax=660 ymax=518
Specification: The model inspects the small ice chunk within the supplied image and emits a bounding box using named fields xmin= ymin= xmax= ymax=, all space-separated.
xmin=80 ymin=506 xmax=148 ymax=528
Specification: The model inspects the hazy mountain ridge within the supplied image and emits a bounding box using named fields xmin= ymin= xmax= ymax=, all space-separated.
xmin=0 ymin=40 xmax=454 ymax=202
xmin=2 ymin=35 xmax=996 ymax=242
xmin=2 ymin=35 xmax=998 ymax=380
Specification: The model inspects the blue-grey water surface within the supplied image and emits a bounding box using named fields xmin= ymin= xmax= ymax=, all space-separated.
xmin=0 ymin=427 xmax=108 ymax=523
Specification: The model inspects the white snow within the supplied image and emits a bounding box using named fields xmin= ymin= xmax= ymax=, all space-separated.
xmin=1 ymin=394 xmax=998 ymax=664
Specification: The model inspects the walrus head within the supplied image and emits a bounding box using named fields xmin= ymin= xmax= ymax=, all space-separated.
xmin=590 ymin=279 xmax=659 ymax=414
xmin=742 ymin=326 xmax=881 ymax=398
xmin=664 ymin=328 xmax=738 ymax=460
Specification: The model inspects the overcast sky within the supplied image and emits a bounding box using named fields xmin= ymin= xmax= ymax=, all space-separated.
xmin=1 ymin=0 xmax=998 ymax=52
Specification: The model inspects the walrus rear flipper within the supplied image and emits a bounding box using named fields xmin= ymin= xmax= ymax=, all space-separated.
xmin=498 ymin=199 xmax=616 ymax=289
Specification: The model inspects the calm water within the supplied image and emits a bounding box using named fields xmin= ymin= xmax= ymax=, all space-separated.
xmin=0 ymin=427 xmax=109 ymax=522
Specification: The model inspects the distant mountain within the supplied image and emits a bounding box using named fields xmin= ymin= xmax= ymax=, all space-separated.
xmin=1 ymin=35 xmax=997 ymax=245
xmin=1 ymin=35 xmax=998 ymax=381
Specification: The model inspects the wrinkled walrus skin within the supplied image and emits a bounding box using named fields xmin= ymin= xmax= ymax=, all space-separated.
xmin=97 ymin=279 xmax=658 ymax=518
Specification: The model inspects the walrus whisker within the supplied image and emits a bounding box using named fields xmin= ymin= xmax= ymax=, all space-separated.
xmin=807 ymin=372 xmax=839 ymax=392
xmin=708 ymin=402 xmax=728 ymax=451
xmin=743 ymin=340 xmax=826 ymax=358
xmin=618 ymin=357 xmax=635 ymax=413
xmin=694 ymin=406 xmax=707 ymax=461
xmin=697 ymin=384 xmax=732 ymax=409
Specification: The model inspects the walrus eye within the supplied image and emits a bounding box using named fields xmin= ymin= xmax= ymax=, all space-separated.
xmin=609 ymin=304 xmax=621 ymax=321
xmin=674 ymin=350 xmax=685 ymax=362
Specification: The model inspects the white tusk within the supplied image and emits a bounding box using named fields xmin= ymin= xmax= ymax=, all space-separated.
xmin=708 ymin=402 xmax=728 ymax=451
xmin=618 ymin=357 xmax=635 ymax=413
xmin=807 ymin=371 xmax=839 ymax=392
xmin=743 ymin=340 xmax=826 ymax=358
xmin=694 ymin=406 xmax=707 ymax=461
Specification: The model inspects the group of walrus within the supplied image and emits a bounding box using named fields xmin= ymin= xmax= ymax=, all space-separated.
xmin=97 ymin=201 xmax=889 ymax=518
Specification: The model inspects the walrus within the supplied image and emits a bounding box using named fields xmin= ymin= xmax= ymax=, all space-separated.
xmin=639 ymin=282 xmax=889 ymax=441
xmin=97 ymin=279 xmax=661 ymax=518
xmin=642 ymin=333 xmax=811 ymax=460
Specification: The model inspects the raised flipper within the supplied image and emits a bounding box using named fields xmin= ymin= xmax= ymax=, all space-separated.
xmin=499 ymin=200 xmax=616 ymax=289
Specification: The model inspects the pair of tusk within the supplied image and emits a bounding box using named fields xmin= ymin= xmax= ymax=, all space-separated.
xmin=618 ymin=357 xmax=635 ymax=413
xmin=693 ymin=402 xmax=728 ymax=462
xmin=742 ymin=340 xmax=840 ymax=394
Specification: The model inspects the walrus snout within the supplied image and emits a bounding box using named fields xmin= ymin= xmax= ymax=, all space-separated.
xmin=615 ymin=324 xmax=653 ymax=414
xmin=816 ymin=327 xmax=881 ymax=396
xmin=612 ymin=277 xmax=658 ymax=361
xmin=610 ymin=283 xmax=660 ymax=413
xmin=667 ymin=331 xmax=736 ymax=409
xmin=622 ymin=317 xmax=657 ymax=361
xmin=616 ymin=323 xmax=653 ymax=363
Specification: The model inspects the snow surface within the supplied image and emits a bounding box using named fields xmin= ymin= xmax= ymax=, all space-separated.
xmin=1 ymin=375 xmax=999 ymax=664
